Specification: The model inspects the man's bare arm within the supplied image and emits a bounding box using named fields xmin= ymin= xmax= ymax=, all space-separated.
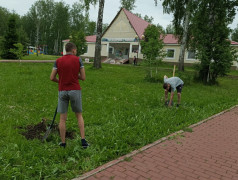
xmin=78 ymin=68 xmax=85 ymax=81
xmin=50 ymin=68 xmax=59 ymax=83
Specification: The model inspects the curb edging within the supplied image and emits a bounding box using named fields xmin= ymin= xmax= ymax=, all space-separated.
xmin=75 ymin=105 xmax=238 ymax=180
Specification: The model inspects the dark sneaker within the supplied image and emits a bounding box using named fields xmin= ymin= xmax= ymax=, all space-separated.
xmin=176 ymin=104 xmax=180 ymax=108
xmin=59 ymin=142 xmax=66 ymax=148
xmin=81 ymin=139 xmax=89 ymax=149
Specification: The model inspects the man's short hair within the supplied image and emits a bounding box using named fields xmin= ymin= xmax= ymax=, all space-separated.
xmin=163 ymin=83 xmax=168 ymax=89
xmin=65 ymin=42 xmax=77 ymax=52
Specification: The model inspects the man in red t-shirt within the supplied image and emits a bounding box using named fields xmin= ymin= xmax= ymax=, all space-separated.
xmin=50 ymin=42 xmax=89 ymax=148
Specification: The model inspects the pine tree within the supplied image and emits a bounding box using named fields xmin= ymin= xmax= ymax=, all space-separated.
xmin=1 ymin=15 xmax=18 ymax=59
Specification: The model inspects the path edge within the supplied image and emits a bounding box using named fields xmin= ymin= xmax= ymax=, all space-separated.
xmin=74 ymin=104 xmax=238 ymax=180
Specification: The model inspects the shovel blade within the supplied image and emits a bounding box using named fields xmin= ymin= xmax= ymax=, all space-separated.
xmin=42 ymin=127 xmax=52 ymax=142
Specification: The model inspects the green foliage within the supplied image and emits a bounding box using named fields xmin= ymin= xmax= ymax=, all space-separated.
xmin=166 ymin=23 xmax=175 ymax=34
xmin=9 ymin=43 xmax=24 ymax=59
xmin=156 ymin=23 xmax=165 ymax=34
xmin=81 ymin=0 xmax=98 ymax=11
xmin=0 ymin=36 xmax=4 ymax=57
xmin=86 ymin=21 xmax=96 ymax=35
xmin=134 ymin=13 xmax=154 ymax=23
xmin=141 ymin=25 xmax=165 ymax=61
xmin=162 ymin=0 xmax=192 ymax=39
xmin=1 ymin=15 xmax=18 ymax=59
xmin=0 ymin=63 xmax=238 ymax=179
xmin=143 ymin=15 xmax=154 ymax=23
xmin=70 ymin=31 xmax=87 ymax=56
xmin=17 ymin=26 xmax=29 ymax=53
xmin=120 ymin=0 xmax=136 ymax=11
xmin=141 ymin=24 xmax=166 ymax=81
xmin=70 ymin=2 xmax=88 ymax=33
xmin=53 ymin=1 xmax=71 ymax=55
xmin=0 ymin=6 xmax=10 ymax=37
xmin=190 ymin=0 xmax=237 ymax=84
xmin=176 ymin=71 xmax=194 ymax=85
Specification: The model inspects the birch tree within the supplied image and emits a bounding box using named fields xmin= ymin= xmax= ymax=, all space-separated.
xmin=190 ymin=0 xmax=238 ymax=84
xmin=80 ymin=0 xmax=104 ymax=69
xmin=155 ymin=0 xmax=193 ymax=72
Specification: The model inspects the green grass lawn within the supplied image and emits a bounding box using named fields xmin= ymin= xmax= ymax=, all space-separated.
xmin=0 ymin=63 xmax=238 ymax=179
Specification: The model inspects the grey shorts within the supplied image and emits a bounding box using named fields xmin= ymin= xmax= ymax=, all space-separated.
xmin=58 ymin=90 xmax=82 ymax=113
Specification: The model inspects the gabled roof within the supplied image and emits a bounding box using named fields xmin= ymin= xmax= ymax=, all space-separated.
xmin=122 ymin=9 xmax=150 ymax=39
xmin=102 ymin=8 xmax=150 ymax=40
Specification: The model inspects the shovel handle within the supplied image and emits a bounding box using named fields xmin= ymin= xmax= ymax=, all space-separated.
xmin=49 ymin=106 xmax=58 ymax=129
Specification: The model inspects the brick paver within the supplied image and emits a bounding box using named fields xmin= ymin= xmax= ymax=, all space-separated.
xmin=75 ymin=106 xmax=238 ymax=180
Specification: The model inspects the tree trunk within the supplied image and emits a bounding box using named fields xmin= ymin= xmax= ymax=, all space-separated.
xmin=178 ymin=2 xmax=191 ymax=72
xmin=93 ymin=0 xmax=105 ymax=69
xmin=36 ymin=24 xmax=40 ymax=56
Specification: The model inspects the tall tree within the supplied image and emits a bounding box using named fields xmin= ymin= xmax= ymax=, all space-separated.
xmin=1 ymin=15 xmax=18 ymax=59
xmin=0 ymin=7 xmax=10 ymax=37
xmin=0 ymin=7 xmax=10 ymax=56
xmin=120 ymin=0 xmax=136 ymax=11
xmin=155 ymin=0 xmax=193 ymax=72
xmin=17 ymin=25 xmax=29 ymax=53
xmin=190 ymin=0 xmax=238 ymax=84
xmin=141 ymin=25 xmax=165 ymax=78
xmin=52 ymin=1 xmax=70 ymax=55
xmin=94 ymin=0 xmax=105 ymax=68
xmin=70 ymin=2 xmax=87 ymax=32
xmin=85 ymin=21 xmax=96 ymax=35
xmin=165 ymin=23 xmax=175 ymax=34
xmin=70 ymin=30 xmax=87 ymax=56
xmin=81 ymin=0 xmax=104 ymax=69
xmin=156 ymin=23 xmax=165 ymax=34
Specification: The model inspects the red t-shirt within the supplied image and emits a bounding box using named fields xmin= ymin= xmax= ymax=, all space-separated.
xmin=55 ymin=54 xmax=83 ymax=91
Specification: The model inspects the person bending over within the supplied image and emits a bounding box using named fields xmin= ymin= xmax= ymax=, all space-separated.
xmin=163 ymin=75 xmax=184 ymax=107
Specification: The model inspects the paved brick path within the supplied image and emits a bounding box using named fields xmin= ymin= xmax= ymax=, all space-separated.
xmin=75 ymin=106 xmax=238 ymax=180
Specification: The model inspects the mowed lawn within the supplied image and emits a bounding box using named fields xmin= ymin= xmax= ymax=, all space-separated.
xmin=0 ymin=62 xmax=238 ymax=179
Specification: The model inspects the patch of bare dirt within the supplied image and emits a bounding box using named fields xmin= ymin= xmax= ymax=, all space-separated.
xmin=18 ymin=118 xmax=75 ymax=140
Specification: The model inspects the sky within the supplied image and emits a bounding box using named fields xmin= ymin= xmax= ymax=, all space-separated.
xmin=0 ymin=0 xmax=237 ymax=30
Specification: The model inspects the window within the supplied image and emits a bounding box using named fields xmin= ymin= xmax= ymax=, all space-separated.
xmin=187 ymin=50 xmax=196 ymax=60
xmin=166 ymin=49 xmax=175 ymax=58
xmin=109 ymin=47 xmax=113 ymax=54
xmin=132 ymin=45 xmax=139 ymax=53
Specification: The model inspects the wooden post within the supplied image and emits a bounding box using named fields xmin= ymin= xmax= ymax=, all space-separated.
xmin=173 ymin=64 xmax=176 ymax=77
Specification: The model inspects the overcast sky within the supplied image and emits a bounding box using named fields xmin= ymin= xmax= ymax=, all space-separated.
xmin=0 ymin=0 xmax=237 ymax=30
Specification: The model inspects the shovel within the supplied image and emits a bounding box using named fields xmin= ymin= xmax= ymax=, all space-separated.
xmin=42 ymin=106 xmax=57 ymax=142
